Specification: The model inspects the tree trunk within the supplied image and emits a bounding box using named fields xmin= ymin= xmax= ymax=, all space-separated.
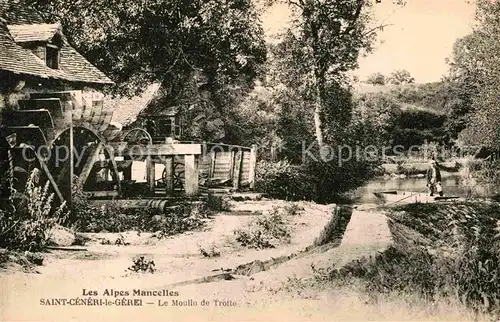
xmin=314 ymin=93 xmax=324 ymax=148
xmin=313 ymin=76 xmax=328 ymax=160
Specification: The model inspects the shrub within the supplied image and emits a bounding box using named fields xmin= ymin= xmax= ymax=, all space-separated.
xmin=0 ymin=169 xmax=68 ymax=252
xmin=128 ymin=256 xmax=155 ymax=273
xmin=255 ymin=157 xmax=376 ymax=203
xmin=473 ymin=159 xmax=500 ymax=186
xmin=234 ymin=206 xmax=292 ymax=249
xmin=255 ymin=160 xmax=317 ymax=201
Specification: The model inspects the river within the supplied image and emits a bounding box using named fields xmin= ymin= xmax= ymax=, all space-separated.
xmin=354 ymin=173 xmax=499 ymax=204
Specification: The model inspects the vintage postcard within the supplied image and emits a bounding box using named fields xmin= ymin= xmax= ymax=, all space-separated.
xmin=1 ymin=0 xmax=499 ymax=321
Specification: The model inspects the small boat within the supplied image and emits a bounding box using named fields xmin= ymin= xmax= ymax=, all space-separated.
xmin=373 ymin=190 xmax=460 ymax=205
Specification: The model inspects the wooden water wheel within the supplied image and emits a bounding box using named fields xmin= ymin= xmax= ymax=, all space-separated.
xmin=1 ymin=90 xmax=122 ymax=205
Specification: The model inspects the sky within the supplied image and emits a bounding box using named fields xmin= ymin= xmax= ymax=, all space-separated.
xmin=261 ymin=0 xmax=477 ymax=83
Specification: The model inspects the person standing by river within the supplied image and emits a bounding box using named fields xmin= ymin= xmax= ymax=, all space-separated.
xmin=427 ymin=160 xmax=443 ymax=197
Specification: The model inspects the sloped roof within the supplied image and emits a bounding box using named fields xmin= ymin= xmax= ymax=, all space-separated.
xmin=8 ymin=23 xmax=61 ymax=42
xmin=0 ymin=0 xmax=114 ymax=85
xmin=0 ymin=19 xmax=65 ymax=79
xmin=108 ymin=83 xmax=161 ymax=126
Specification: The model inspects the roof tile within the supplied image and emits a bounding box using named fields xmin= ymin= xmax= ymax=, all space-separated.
xmin=0 ymin=0 xmax=114 ymax=85
xmin=8 ymin=23 xmax=61 ymax=42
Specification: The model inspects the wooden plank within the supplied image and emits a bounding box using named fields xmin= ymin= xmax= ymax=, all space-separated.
xmin=108 ymin=143 xmax=202 ymax=156
xmin=209 ymin=151 xmax=216 ymax=181
xmin=123 ymin=162 xmax=132 ymax=181
xmin=99 ymin=111 xmax=113 ymax=132
xmin=86 ymin=191 xmax=119 ymax=198
xmin=77 ymin=142 xmax=104 ymax=187
xmin=18 ymin=98 xmax=63 ymax=117
xmin=146 ymin=156 xmax=155 ymax=194
xmin=184 ymin=154 xmax=199 ymax=196
xmin=232 ymin=150 xmax=243 ymax=190
xmin=38 ymin=156 xmax=65 ymax=204
xmin=6 ymin=126 xmax=47 ymax=146
xmin=4 ymin=110 xmax=54 ymax=129
xmin=164 ymin=156 xmax=174 ymax=194
xmin=248 ymin=145 xmax=257 ymax=189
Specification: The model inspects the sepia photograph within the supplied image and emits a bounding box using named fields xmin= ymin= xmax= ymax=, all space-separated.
xmin=0 ymin=0 xmax=499 ymax=320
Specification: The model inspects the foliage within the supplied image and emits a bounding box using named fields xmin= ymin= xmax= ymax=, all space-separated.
xmin=447 ymin=0 xmax=500 ymax=149
xmin=388 ymin=69 xmax=415 ymax=85
xmin=128 ymin=256 xmax=156 ymax=274
xmin=254 ymin=160 xmax=317 ymax=201
xmin=353 ymin=88 xmax=450 ymax=149
xmin=266 ymin=0 xmax=403 ymax=149
xmin=472 ymin=159 xmax=500 ymax=186
xmin=366 ymin=72 xmax=386 ymax=85
xmin=234 ymin=206 xmax=292 ymax=249
xmin=282 ymin=203 xmax=302 ymax=217
xmin=0 ymin=169 xmax=68 ymax=252
xmin=29 ymin=0 xmax=266 ymax=95
xmin=71 ymin=175 xmax=209 ymax=235
xmin=28 ymin=0 xmax=267 ymax=145
xmin=354 ymin=92 xmax=402 ymax=146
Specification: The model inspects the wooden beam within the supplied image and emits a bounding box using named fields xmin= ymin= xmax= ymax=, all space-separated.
xmin=146 ymin=156 xmax=155 ymax=194
xmin=232 ymin=150 xmax=243 ymax=190
xmin=108 ymin=143 xmax=202 ymax=156
xmin=228 ymin=149 xmax=236 ymax=181
xmin=208 ymin=150 xmax=216 ymax=182
xmin=38 ymin=157 xmax=65 ymax=204
xmin=164 ymin=156 xmax=174 ymax=194
xmin=123 ymin=162 xmax=132 ymax=181
xmin=86 ymin=191 xmax=119 ymax=198
xmin=77 ymin=142 xmax=104 ymax=187
xmin=103 ymin=145 xmax=121 ymax=193
xmin=248 ymin=144 xmax=257 ymax=190
xmin=184 ymin=154 xmax=199 ymax=196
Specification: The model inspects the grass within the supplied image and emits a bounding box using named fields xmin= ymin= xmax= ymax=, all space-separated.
xmin=0 ymin=169 xmax=68 ymax=252
xmin=315 ymin=202 xmax=500 ymax=316
xmin=234 ymin=206 xmax=293 ymax=249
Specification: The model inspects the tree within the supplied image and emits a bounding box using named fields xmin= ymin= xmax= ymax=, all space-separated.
xmin=265 ymin=0 xmax=404 ymax=156
xmin=366 ymin=72 xmax=386 ymax=85
xmin=28 ymin=0 xmax=267 ymax=139
xmin=388 ymin=69 xmax=414 ymax=85
xmin=447 ymin=0 xmax=500 ymax=149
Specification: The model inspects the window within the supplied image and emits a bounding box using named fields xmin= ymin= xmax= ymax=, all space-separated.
xmin=157 ymin=119 xmax=173 ymax=137
xmin=174 ymin=116 xmax=182 ymax=137
xmin=46 ymin=45 xmax=60 ymax=69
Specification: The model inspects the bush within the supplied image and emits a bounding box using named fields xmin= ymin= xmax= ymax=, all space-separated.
xmin=255 ymin=157 xmax=376 ymax=203
xmin=128 ymin=256 xmax=155 ymax=273
xmin=71 ymin=174 xmax=208 ymax=235
xmin=0 ymin=169 xmax=68 ymax=251
xmin=255 ymin=160 xmax=317 ymax=201
xmin=474 ymin=159 xmax=500 ymax=186
xmin=234 ymin=206 xmax=292 ymax=249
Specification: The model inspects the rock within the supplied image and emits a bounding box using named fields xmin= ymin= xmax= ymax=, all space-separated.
xmin=49 ymin=225 xmax=76 ymax=247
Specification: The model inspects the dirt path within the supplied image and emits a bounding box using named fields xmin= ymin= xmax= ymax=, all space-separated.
xmin=2 ymin=200 xmax=471 ymax=321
